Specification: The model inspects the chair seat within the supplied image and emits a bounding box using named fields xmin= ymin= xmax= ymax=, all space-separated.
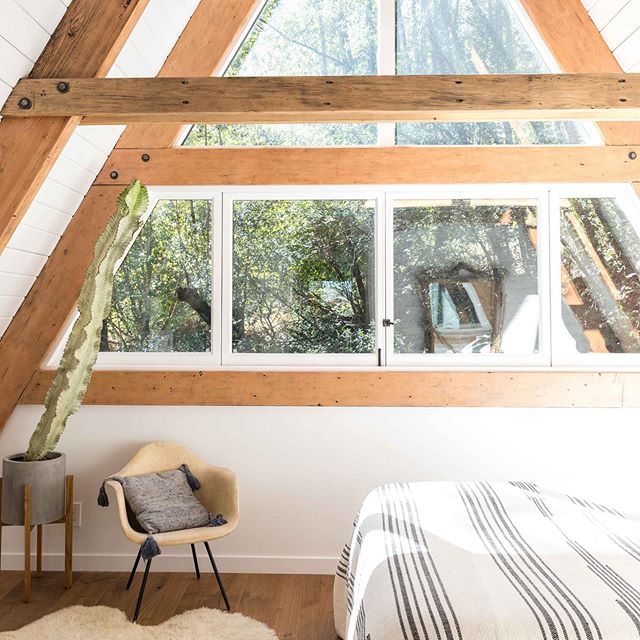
xmin=123 ymin=520 xmax=238 ymax=547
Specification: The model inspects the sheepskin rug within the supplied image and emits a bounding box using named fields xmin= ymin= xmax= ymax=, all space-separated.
xmin=0 ymin=605 xmax=279 ymax=639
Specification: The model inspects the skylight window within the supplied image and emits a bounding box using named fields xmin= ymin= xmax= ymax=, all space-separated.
xmin=182 ymin=0 xmax=596 ymax=147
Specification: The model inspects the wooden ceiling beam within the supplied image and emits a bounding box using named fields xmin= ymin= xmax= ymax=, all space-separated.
xmin=519 ymin=0 xmax=640 ymax=145
xmin=21 ymin=370 xmax=640 ymax=408
xmin=5 ymin=74 xmax=640 ymax=124
xmin=97 ymin=146 xmax=640 ymax=186
xmin=0 ymin=0 xmax=150 ymax=254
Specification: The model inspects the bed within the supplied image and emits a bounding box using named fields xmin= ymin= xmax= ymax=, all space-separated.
xmin=334 ymin=481 xmax=640 ymax=640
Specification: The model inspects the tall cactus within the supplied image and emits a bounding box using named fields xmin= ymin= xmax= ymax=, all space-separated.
xmin=25 ymin=180 xmax=149 ymax=461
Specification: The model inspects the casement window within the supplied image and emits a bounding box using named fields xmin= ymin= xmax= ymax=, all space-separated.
xmin=180 ymin=0 xmax=598 ymax=148
xmin=550 ymin=187 xmax=640 ymax=366
xmin=44 ymin=184 xmax=640 ymax=371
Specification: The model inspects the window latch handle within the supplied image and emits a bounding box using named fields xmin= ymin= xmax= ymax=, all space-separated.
xmin=382 ymin=318 xmax=394 ymax=327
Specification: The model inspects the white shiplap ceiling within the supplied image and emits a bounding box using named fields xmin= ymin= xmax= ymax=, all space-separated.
xmin=0 ymin=0 xmax=639 ymax=339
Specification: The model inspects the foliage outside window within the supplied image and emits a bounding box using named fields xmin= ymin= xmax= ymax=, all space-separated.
xmin=232 ymin=199 xmax=376 ymax=354
xmin=102 ymin=199 xmax=212 ymax=353
xmin=184 ymin=0 xmax=377 ymax=147
xmin=183 ymin=0 xmax=590 ymax=147
xmin=95 ymin=188 xmax=640 ymax=368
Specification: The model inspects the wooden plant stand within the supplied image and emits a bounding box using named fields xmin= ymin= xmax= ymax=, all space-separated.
xmin=0 ymin=475 xmax=73 ymax=602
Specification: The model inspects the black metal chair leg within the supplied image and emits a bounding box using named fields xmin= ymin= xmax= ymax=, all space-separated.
xmin=191 ymin=544 xmax=200 ymax=579
xmin=203 ymin=541 xmax=230 ymax=611
xmin=132 ymin=557 xmax=152 ymax=623
xmin=125 ymin=548 xmax=142 ymax=590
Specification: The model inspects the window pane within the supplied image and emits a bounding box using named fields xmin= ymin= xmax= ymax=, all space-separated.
xmin=232 ymin=199 xmax=376 ymax=354
xmin=103 ymin=199 xmax=212 ymax=352
xmin=395 ymin=0 xmax=590 ymax=145
xmin=183 ymin=0 xmax=377 ymax=147
xmin=393 ymin=199 xmax=539 ymax=355
xmin=559 ymin=198 xmax=640 ymax=354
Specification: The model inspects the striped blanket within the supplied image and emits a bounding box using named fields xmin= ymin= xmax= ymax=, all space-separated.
xmin=334 ymin=481 xmax=640 ymax=640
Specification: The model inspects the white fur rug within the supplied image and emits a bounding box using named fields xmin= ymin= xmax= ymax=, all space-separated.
xmin=0 ymin=605 xmax=278 ymax=639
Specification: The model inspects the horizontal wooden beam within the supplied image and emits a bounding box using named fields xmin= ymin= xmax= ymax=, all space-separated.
xmin=97 ymin=146 xmax=640 ymax=185
xmin=5 ymin=74 xmax=640 ymax=124
xmin=20 ymin=370 xmax=640 ymax=408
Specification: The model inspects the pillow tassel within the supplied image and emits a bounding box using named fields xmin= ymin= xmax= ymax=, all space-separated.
xmin=209 ymin=513 xmax=227 ymax=527
xmin=179 ymin=463 xmax=202 ymax=491
xmin=141 ymin=535 xmax=161 ymax=560
xmin=97 ymin=482 xmax=109 ymax=507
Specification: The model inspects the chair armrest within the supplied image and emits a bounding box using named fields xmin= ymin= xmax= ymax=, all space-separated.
xmin=198 ymin=466 xmax=239 ymax=525
xmin=105 ymin=480 xmax=146 ymax=544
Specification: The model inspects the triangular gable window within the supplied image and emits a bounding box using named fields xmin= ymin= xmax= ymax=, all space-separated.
xmin=182 ymin=0 xmax=596 ymax=147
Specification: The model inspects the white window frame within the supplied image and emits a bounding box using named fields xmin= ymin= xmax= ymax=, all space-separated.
xmin=550 ymin=183 xmax=640 ymax=369
xmin=44 ymin=183 xmax=640 ymax=372
xmin=45 ymin=187 xmax=224 ymax=371
xmin=384 ymin=184 xmax=551 ymax=368
xmin=221 ymin=187 xmax=384 ymax=366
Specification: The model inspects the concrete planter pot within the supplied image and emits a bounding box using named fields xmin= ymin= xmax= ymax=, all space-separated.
xmin=1 ymin=452 xmax=66 ymax=525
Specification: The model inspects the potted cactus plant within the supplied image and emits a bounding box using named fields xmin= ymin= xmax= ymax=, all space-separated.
xmin=1 ymin=180 xmax=148 ymax=526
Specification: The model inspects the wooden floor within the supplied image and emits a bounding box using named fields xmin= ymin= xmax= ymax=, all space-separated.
xmin=0 ymin=570 xmax=337 ymax=639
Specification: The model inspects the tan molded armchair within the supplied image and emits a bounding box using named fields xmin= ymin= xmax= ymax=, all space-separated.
xmin=104 ymin=442 xmax=239 ymax=622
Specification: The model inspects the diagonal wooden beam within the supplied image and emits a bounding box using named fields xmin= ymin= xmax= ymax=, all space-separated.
xmin=519 ymin=0 xmax=640 ymax=144
xmin=96 ymin=146 xmax=640 ymax=185
xmin=0 ymin=0 xmax=150 ymax=254
xmin=0 ymin=186 xmax=122 ymax=430
xmin=5 ymin=74 xmax=640 ymax=124
xmin=0 ymin=0 xmax=264 ymax=431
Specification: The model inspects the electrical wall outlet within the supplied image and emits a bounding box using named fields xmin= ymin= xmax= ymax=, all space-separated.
xmin=72 ymin=502 xmax=82 ymax=527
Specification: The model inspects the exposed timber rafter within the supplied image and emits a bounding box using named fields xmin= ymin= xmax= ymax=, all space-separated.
xmin=0 ymin=0 xmax=151 ymax=254
xmin=97 ymin=146 xmax=640 ymax=186
xmin=0 ymin=0 xmax=264 ymax=431
xmin=4 ymin=74 xmax=640 ymax=124
xmin=519 ymin=0 xmax=640 ymax=145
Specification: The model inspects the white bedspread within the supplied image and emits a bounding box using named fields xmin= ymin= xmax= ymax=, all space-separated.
xmin=334 ymin=481 xmax=640 ymax=640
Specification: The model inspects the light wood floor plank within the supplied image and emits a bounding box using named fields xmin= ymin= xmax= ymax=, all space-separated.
xmin=0 ymin=571 xmax=337 ymax=639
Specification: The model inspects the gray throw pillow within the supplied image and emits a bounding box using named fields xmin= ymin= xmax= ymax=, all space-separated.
xmin=120 ymin=468 xmax=210 ymax=535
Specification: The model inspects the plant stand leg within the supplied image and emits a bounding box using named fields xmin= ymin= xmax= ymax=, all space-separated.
xmin=203 ymin=541 xmax=230 ymax=611
xmin=126 ymin=549 xmax=142 ymax=590
xmin=191 ymin=544 xmax=200 ymax=580
xmin=0 ymin=477 xmax=3 ymax=574
xmin=36 ymin=525 xmax=43 ymax=577
xmin=64 ymin=475 xmax=73 ymax=589
xmin=132 ymin=558 xmax=152 ymax=623
xmin=23 ymin=484 xmax=31 ymax=603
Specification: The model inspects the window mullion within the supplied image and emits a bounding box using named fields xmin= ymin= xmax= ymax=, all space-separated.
xmin=378 ymin=0 xmax=396 ymax=146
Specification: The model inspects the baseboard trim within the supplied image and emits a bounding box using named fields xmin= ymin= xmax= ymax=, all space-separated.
xmin=0 ymin=552 xmax=337 ymax=575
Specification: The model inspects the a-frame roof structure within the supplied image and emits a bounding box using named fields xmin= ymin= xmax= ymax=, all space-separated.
xmin=1 ymin=0 xmax=640 ymax=428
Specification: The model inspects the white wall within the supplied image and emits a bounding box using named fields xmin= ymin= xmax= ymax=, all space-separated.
xmin=2 ymin=404 xmax=639 ymax=574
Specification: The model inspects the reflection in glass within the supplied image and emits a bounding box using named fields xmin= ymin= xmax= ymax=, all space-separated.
xmin=559 ymin=198 xmax=640 ymax=354
xmin=232 ymin=199 xmax=376 ymax=354
xmin=183 ymin=0 xmax=377 ymax=147
xmin=395 ymin=0 xmax=589 ymax=145
xmin=103 ymin=200 xmax=212 ymax=352
xmin=393 ymin=199 xmax=539 ymax=355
